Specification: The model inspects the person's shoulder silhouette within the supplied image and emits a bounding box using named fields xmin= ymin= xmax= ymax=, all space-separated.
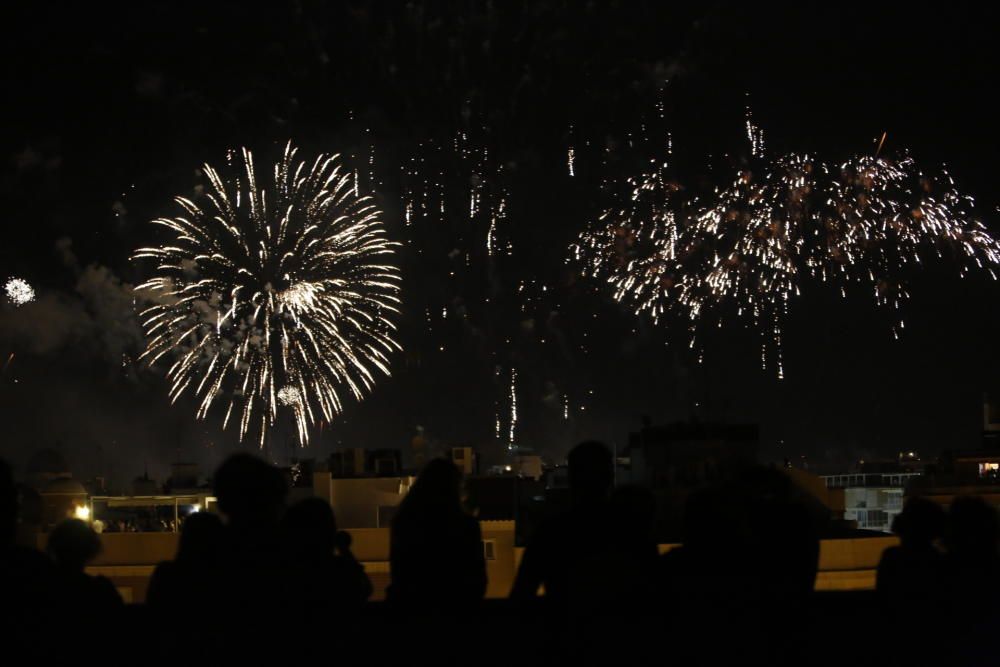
xmin=387 ymin=458 xmax=485 ymax=611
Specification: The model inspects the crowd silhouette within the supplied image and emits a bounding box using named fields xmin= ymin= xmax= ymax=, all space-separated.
xmin=3 ymin=443 xmax=1000 ymax=664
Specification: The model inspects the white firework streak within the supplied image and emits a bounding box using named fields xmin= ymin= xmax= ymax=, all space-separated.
xmin=135 ymin=143 xmax=402 ymax=447
xmin=508 ymin=367 xmax=517 ymax=451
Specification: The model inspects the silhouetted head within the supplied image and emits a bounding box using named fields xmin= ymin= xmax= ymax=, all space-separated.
xmin=282 ymin=497 xmax=338 ymax=557
xmin=397 ymin=458 xmax=463 ymax=519
xmin=47 ymin=519 xmax=101 ymax=572
xmin=213 ymin=454 xmax=287 ymax=526
xmin=948 ymin=496 xmax=1000 ymax=561
xmin=568 ymin=441 xmax=613 ymax=503
xmin=177 ymin=511 xmax=224 ymax=563
xmin=892 ymin=496 xmax=945 ymax=548
xmin=0 ymin=458 xmax=15 ymax=547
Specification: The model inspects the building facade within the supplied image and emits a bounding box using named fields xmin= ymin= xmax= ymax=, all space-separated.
xmin=820 ymin=473 xmax=921 ymax=532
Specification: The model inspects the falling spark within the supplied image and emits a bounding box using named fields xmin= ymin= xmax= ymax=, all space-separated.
xmin=134 ymin=143 xmax=402 ymax=447
xmin=875 ymin=131 xmax=888 ymax=159
xmin=508 ymin=367 xmax=518 ymax=451
xmin=568 ymin=147 xmax=576 ymax=177
xmin=746 ymin=106 xmax=765 ymax=157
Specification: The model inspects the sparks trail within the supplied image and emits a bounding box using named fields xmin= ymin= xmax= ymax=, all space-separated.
xmin=134 ymin=143 xmax=402 ymax=447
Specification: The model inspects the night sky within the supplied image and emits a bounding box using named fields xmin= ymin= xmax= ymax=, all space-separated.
xmin=2 ymin=2 xmax=999 ymax=485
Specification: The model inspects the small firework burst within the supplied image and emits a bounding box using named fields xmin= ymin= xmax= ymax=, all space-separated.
xmin=4 ymin=278 xmax=35 ymax=306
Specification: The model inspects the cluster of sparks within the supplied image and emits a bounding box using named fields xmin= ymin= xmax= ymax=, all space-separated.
xmin=4 ymin=278 xmax=35 ymax=306
xmin=135 ymin=143 xmax=402 ymax=447
xmin=572 ymin=126 xmax=1000 ymax=376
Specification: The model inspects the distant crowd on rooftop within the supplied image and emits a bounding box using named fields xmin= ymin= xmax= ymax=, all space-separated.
xmin=3 ymin=443 xmax=1000 ymax=663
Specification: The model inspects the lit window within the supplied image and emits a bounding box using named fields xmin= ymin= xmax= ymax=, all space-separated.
xmin=979 ymin=463 xmax=1000 ymax=477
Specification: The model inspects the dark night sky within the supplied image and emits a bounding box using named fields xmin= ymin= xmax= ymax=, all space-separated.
xmin=2 ymin=2 xmax=999 ymax=484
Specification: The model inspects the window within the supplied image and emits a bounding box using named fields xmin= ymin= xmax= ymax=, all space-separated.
xmin=482 ymin=539 xmax=497 ymax=561
xmin=861 ymin=510 xmax=888 ymax=528
xmin=979 ymin=463 xmax=1000 ymax=478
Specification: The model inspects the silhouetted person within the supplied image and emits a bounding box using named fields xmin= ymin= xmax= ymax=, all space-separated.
xmin=147 ymin=511 xmax=224 ymax=611
xmin=938 ymin=497 xmax=1000 ymax=664
xmin=511 ymin=440 xmax=614 ymax=606
xmin=876 ymin=496 xmax=946 ymax=599
xmin=387 ymin=458 xmax=486 ymax=611
xmin=946 ymin=497 xmax=1000 ymax=616
xmin=737 ymin=467 xmax=821 ymax=599
xmin=212 ymin=454 xmax=289 ymax=624
xmin=658 ymin=484 xmax=752 ymax=613
xmin=280 ymin=497 xmax=372 ymax=611
xmin=1 ymin=458 xmax=59 ymax=649
xmin=657 ymin=468 xmax=821 ymax=666
xmin=47 ymin=518 xmax=123 ymax=612
xmin=565 ymin=484 xmax=659 ymax=614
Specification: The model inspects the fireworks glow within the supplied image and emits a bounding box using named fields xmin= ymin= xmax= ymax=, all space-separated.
xmin=4 ymin=278 xmax=36 ymax=306
xmin=135 ymin=143 xmax=402 ymax=446
xmin=572 ymin=127 xmax=1000 ymax=376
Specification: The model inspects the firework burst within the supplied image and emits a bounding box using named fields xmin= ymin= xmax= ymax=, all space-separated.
xmin=135 ymin=143 xmax=402 ymax=446
xmin=573 ymin=134 xmax=1000 ymax=376
xmin=4 ymin=278 xmax=36 ymax=306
